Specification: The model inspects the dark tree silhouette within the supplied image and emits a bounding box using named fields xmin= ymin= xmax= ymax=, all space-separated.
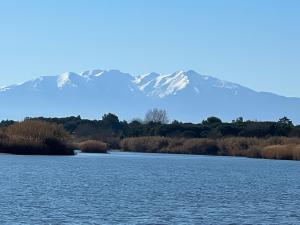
xmin=202 ymin=116 xmax=222 ymax=126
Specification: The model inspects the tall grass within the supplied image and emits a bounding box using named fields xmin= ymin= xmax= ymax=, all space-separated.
xmin=261 ymin=145 xmax=300 ymax=160
xmin=0 ymin=120 xmax=74 ymax=155
xmin=120 ymin=137 xmax=219 ymax=155
xmin=163 ymin=138 xmax=219 ymax=155
xmin=120 ymin=136 xmax=300 ymax=160
xmin=217 ymin=137 xmax=264 ymax=157
xmin=79 ymin=140 xmax=108 ymax=153
xmin=121 ymin=137 xmax=169 ymax=153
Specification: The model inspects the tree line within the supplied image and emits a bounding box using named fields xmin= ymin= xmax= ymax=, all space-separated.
xmin=1 ymin=109 xmax=299 ymax=144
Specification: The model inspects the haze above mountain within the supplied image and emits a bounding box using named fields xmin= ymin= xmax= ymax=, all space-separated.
xmin=1 ymin=69 xmax=299 ymax=123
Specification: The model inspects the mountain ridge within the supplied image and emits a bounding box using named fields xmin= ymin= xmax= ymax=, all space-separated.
xmin=0 ymin=69 xmax=299 ymax=123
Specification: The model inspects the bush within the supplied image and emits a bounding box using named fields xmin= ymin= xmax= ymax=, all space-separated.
xmin=292 ymin=145 xmax=300 ymax=160
xmin=121 ymin=137 xmax=169 ymax=153
xmin=120 ymin=137 xmax=219 ymax=155
xmin=101 ymin=137 xmax=120 ymax=149
xmin=161 ymin=138 xmax=186 ymax=154
xmin=0 ymin=120 xmax=74 ymax=155
xmin=217 ymin=137 xmax=264 ymax=156
xmin=181 ymin=139 xmax=219 ymax=155
xmin=79 ymin=140 xmax=108 ymax=153
xmin=120 ymin=136 xmax=300 ymax=160
xmin=261 ymin=145 xmax=300 ymax=160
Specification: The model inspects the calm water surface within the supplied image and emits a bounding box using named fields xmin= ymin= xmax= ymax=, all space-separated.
xmin=0 ymin=152 xmax=299 ymax=225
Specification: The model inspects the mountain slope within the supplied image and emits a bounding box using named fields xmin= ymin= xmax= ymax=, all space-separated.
xmin=1 ymin=69 xmax=299 ymax=123
xmin=0 ymin=70 xmax=148 ymax=119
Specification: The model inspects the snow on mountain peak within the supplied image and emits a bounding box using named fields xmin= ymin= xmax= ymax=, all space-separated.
xmin=135 ymin=70 xmax=189 ymax=97
xmin=0 ymin=68 xmax=298 ymax=123
xmin=134 ymin=70 xmax=242 ymax=97
xmin=0 ymin=86 xmax=10 ymax=92
xmin=213 ymin=80 xmax=239 ymax=90
xmin=154 ymin=71 xmax=189 ymax=97
xmin=134 ymin=72 xmax=160 ymax=91
xmin=135 ymin=72 xmax=160 ymax=82
xmin=57 ymin=72 xmax=71 ymax=88
xmin=57 ymin=72 xmax=79 ymax=89
xmin=0 ymin=69 xmax=240 ymax=97
xmin=80 ymin=69 xmax=104 ymax=77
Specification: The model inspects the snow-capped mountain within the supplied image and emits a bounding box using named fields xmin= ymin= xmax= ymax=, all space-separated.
xmin=1 ymin=69 xmax=300 ymax=123
xmin=134 ymin=70 xmax=241 ymax=98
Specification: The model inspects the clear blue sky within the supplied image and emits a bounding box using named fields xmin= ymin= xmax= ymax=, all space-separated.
xmin=0 ymin=0 xmax=299 ymax=97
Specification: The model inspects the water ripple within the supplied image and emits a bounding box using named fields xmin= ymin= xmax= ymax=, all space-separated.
xmin=0 ymin=153 xmax=299 ymax=224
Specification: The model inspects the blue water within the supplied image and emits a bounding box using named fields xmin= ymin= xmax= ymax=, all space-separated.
xmin=0 ymin=152 xmax=299 ymax=225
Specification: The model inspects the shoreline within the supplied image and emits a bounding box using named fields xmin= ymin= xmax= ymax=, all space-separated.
xmin=1 ymin=150 xmax=298 ymax=163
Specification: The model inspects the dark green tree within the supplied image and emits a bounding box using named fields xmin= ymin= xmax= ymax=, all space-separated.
xmin=278 ymin=117 xmax=293 ymax=127
xmin=202 ymin=116 xmax=222 ymax=126
xmin=101 ymin=113 xmax=120 ymax=130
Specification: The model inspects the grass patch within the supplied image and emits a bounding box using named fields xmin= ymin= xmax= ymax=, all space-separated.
xmin=120 ymin=136 xmax=300 ymax=160
xmin=79 ymin=140 xmax=108 ymax=153
xmin=0 ymin=120 xmax=74 ymax=155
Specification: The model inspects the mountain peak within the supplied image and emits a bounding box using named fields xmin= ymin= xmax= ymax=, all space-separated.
xmin=135 ymin=70 xmax=190 ymax=97
xmin=0 ymin=68 xmax=299 ymax=123
xmin=57 ymin=72 xmax=79 ymax=89
xmin=80 ymin=69 xmax=104 ymax=77
xmin=134 ymin=72 xmax=160 ymax=85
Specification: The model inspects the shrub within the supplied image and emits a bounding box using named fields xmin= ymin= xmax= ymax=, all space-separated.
xmin=79 ymin=140 xmax=108 ymax=153
xmin=101 ymin=137 xmax=120 ymax=149
xmin=217 ymin=137 xmax=264 ymax=156
xmin=120 ymin=136 xmax=300 ymax=160
xmin=292 ymin=145 xmax=300 ymax=160
xmin=182 ymin=139 xmax=219 ymax=155
xmin=120 ymin=137 xmax=169 ymax=153
xmin=0 ymin=120 xmax=74 ymax=155
xmin=120 ymin=137 xmax=219 ymax=155
xmin=266 ymin=136 xmax=300 ymax=146
xmin=165 ymin=138 xmax=219 ymax=155
xmin=162 ymin=138 xmax=186 ymax=154
xmin=261 ymin=144 xmax=300 ymax=160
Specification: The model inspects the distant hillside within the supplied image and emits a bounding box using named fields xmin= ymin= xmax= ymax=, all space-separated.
xmin=1 ymin=69 xmax=300 ymax=123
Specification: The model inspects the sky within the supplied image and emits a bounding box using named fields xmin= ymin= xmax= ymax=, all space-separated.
xmin=0 ymin=0 xmax=299 ymax=97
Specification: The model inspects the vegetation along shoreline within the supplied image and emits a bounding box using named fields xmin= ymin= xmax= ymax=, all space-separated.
xmin=0 ymin=109 xmax=300 ymax=160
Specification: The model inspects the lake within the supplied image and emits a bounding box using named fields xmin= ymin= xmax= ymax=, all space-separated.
xmin=0 ymin=152 xmax=299 ymax=224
